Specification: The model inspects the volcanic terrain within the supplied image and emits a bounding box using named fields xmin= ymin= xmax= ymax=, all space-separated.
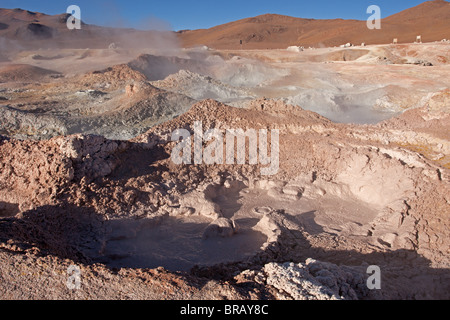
xmin=0 ymin=2 xmax=449 ymax=300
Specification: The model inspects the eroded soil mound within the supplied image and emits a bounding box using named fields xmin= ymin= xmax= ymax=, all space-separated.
xmin=0 ymin=63 xmax=195 ymax=140
xmin=0 ymin=98 xmax=448 ymax=300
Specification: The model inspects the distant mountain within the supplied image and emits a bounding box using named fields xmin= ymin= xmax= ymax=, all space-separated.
xmin=0 ymin=8 xmax=85 ymax=41
xmin=1 ymin=1 xmax=449 ymax=50
xmin=0 ymin=8 xmax=179 ymax=50
xmin=177 ymin=0 xmax=450 ymax=49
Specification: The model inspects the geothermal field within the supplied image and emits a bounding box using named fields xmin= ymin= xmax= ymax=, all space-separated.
xmin=0 ymin=2 xmax=449 ymax=301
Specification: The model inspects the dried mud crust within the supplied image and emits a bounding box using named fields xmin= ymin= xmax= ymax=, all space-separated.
xmin=0 ymin=63 xmax=195 ymax=141
xmin=0 ymin=97 xmax=449 ymax=300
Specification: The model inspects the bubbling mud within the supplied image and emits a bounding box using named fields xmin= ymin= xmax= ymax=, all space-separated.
xmin=100 ymin=216 xmax=267 ymax=271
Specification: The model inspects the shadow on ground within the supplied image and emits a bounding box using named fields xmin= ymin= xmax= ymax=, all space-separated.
xmin=0 ymin=202 xmax=448 ymax=300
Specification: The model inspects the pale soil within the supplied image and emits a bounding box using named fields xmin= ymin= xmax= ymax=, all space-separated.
xmin=0 ymin=43 xmax=448 ymax=300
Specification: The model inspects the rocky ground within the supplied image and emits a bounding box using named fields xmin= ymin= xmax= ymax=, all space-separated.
xmin=0 ymin=43 xmax=449 ymax=300
xmin=1 ymin=43 xmax=449 ymax=142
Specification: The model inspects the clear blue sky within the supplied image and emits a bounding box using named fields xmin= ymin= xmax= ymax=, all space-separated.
xmin=1 ymin=0 xmax=434 ymax=31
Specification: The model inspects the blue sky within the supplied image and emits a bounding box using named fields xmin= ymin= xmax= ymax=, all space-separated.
xmin=1 ymin=0 xmax=433 ymax=31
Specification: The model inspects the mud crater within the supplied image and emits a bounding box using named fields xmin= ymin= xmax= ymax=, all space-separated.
xmin=99 ymin=216 xmax=266 ymax=272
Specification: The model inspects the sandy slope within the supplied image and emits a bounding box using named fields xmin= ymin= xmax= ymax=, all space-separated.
xmin=178 ymin=0 xmax=450 ymax=49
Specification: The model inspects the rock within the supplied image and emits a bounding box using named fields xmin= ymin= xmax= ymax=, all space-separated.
xmin=282 ymin=185 xmax=303 ymax=197
xmin=125 ymin=83 xmax=139 ymax=97
xmin=262 ymin=259 xmax=369 ymax=300
xmin=203 ymin=218 xmax=239 ymax=239
xmin=108 ymin=42 xmax=119 ymax=50
xmin=413 ymin=60 xmax=433 ymax=66
xmin=287 ymin=46 xmax=304 ymax=52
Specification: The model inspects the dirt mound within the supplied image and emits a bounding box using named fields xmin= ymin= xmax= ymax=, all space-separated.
xmin=389 ymin=43 xmax=450 ymax=66
xmin=70 ymin=82 xmax=195 ymax=140
xmin=0 ymin=64 xmax=60 ymax=82
xmin=151 ymin=69 xmax=254 ymax=103
xmin=128 ymin=54 xmax=207 ymax=81
xmin=0 ymin=134 xmax=127 ymax=212
xmin=0 ymin=81 xmax=195 ymax=141
xmin=129 ymin=52 xmax=289 ymax=89
xmin=0 ymin=60 xmax=197 ymax=141
xmin=377 ymin=89 xmax=450 ymax=169
xmin=78 ymin=64 xmax=148 ymax=90
xmin=0 ymin=105 xmax=68 ymax=139
xmin=311 ymin=49 xmax=370 ymax=62
xmin=0 ymin=97 xmax=448 ymax=299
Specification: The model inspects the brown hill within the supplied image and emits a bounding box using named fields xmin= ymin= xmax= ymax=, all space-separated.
xmin=0 ymin=8 xmax=179 ymax=50
xmin=1 ymin=2 xmax=448 ymax=50
xmin=0 ymin=8 xmax=68 ymax=40
xmin=178 ymin=0 xmax=450 ymax=49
